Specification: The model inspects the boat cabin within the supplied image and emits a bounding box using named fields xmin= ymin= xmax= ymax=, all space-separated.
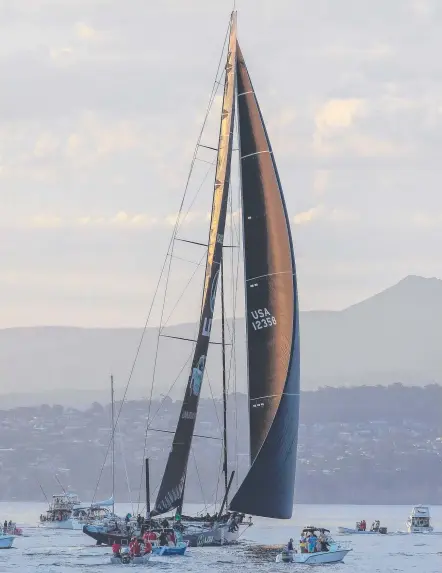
xmin=409 ymin=505 xmax=431 ymax=528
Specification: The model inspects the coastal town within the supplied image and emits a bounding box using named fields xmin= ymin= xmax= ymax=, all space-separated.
xmin=0 ymin=384 xmax=440 ymax=505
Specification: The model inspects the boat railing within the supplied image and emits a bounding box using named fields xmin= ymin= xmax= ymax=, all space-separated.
xmin=333 ymin=540 xmax=352 ymax=551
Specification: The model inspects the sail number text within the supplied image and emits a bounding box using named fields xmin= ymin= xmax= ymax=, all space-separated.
xmin=250 ymin=308 xmax=277 ymax=330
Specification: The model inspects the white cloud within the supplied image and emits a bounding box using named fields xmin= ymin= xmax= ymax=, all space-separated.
xmin=12 ymin=211 xmax=211 ymax=230
xmin=293 ymin=205 xmax=359 ymax=226
xmin=34 ymin=133 xmax=60 ymax=158
xmin=75 ymin=23 xmax=100 ymax=40
xmin=315 ymin=99 xmax=367 ymax=132
xmin=31 ymin=215 xmax=63 ymax=228
xmin=313 ymin=170 xmax=330 ymax=196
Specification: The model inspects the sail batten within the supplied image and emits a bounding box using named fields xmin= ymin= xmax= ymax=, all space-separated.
xmin=229 ymin=41 xmax=300 ymax=519
xmin=153 ymin=14 xmax=238 ymax=516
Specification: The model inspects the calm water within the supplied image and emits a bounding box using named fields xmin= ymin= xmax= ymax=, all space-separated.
xmin=0 ymin=502 xmax=441 ymax=572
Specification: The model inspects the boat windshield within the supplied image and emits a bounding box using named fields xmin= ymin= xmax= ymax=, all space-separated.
xmin=411 ymin=517 xmax=430 ymax=527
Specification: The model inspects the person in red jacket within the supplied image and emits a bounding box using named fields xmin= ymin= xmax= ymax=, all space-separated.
xmin=143 ymin=540 xmax=152 ymax=554
xmin=129 ymin=537 xmax=141 ymax=557
xmin=112 ymin=541 xmax=121 ymax=557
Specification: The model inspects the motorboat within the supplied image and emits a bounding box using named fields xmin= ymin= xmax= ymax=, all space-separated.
xmin=276 ymin=527 xmax=352 ymax=565
xmin=39 ymin=493 xmax=115 ymax=530
xmin=39 ymin=493 xmax=83 ymax=530
xmin=338 ymin=520 xmax=387 ymax=535
xmin=0 ymin=533 xmax=15 ymax=549
xmin=151 ymin=541 xmax=188 ymax=556
xmin=110 ymin=547 xmax=150 ymax=565
xmin=2 ymin=522 xmax=23 ymax=536
xmin=407 ymin=505 xmax=434 ymax=533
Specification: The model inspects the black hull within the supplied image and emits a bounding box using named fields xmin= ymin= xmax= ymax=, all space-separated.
xmin=82 ymin=523 xmax=243 ymax=548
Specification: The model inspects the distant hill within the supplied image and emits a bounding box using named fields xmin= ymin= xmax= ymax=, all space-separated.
xmin=0 ymin=275 xmax=441 ymax=407
xmin=1 ymin=385 xmax=442 ymax=504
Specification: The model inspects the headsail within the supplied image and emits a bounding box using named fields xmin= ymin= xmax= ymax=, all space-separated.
xmin=153 ymin=14 xmax=237 ymax=515
xmin=229 ymin=42 xmax=300 ymax=519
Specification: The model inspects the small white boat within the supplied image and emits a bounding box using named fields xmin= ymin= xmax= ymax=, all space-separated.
xmin=338 ymin=527 xmax=377 ymax=535
xmin=0 ymin=534 xmax=15 ymax=549
xmin=407 ymin=505 xmax=434 ymax=533
xmin=338 ymin=520 xmax=387 ymax=535
xmin=276 ymin=527 xmax=352 ymax=565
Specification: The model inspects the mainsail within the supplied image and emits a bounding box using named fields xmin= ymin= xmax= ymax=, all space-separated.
xmin=153 ymin=15 xmax=237 ymax=515
xmin=229 ymin=42 xmax=300 ymax=519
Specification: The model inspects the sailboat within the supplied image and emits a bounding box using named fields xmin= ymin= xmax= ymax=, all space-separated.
xmin=83 ymin=10 xmax=300 ymax=548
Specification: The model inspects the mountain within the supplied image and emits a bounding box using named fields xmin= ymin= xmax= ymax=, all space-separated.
xmin=1 ymin=275 xmax=441 ymax=407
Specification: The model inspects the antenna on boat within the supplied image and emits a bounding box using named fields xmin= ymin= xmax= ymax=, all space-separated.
xmin=110 ymin=374 xmax=115 ymax=516
xmin=220 ymin=256 xmax=229 ymax=504
xmin=218 ymin=471 xmax=235 ymax=518
xmin=54 ymin=474 xmax=67 ymax=495
xmin=145 ymin=458 xmax=151 ymax=520
xmin=35 ymin=478 xmax=49 ymax=504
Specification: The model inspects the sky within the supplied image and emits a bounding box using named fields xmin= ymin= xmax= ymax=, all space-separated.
xmin=1 ymin=0 xmax=442 ymax=328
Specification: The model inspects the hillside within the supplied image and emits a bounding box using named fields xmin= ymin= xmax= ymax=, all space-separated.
xmin=0 ymin=275 xmax=441 ymax=407
xmin=1 ymin=385 xmax=441 ymax=504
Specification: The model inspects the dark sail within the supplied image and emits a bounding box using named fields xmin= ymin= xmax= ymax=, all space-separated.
xmin=229 ymin=42 xmax=300 ymax=519
xmin=153 ymin=15 xmax=237 ymax=515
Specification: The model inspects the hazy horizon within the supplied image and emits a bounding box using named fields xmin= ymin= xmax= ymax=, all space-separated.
xmin=0 ymin=273 xmax=438 ymax=329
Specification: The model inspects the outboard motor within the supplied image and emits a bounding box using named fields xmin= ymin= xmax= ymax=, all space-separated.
xmin=120 ymin=547 xmax=131 ymax=564
xmin=281 ymin=550 xmax=294 ymax=563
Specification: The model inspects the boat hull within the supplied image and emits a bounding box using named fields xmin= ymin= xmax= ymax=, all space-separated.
xmin=40 ymin=519 xmax=83 ymax=530
xmin=407 ymin=525 xmax=434 ymax=534
xmin=337 ymin=527 xmax=378 ymax=535
xmin=83 ymin=523 xmax=245 ymax=547
xmin=110 ymin=555 xmax=150 ymax=565
xmin=0 ymin=535 xmax=15 ymax=549
xmin=277 ymin=549 xmax=351 ymax=564
xmin=152 ymin=542 xmax=187 ymax=556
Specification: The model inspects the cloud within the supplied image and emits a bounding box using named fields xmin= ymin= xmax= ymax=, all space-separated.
xmin=1 ymin=0 xmax=442 ymax=327
xmin=293 ymin=204 xmax=359 ymax=226
xmin=31 ymin=215 xmax=63 ymax=228
xmin=315 ymin=99 xmax=366 ymax=132
xmin=75 ymin=23 xmax=98 ymax=39
xmin=412 ymin=212 xmax=442 ymax=228
xmin=11 ymin=211 xmax=213 ymax=230
xmin=294 ymin=206 xmax=324 ymax=225
xmin=34 ymin=133 xmax=60 ymax=158
xmin=313 ymin=170 xmax=330 ymax=196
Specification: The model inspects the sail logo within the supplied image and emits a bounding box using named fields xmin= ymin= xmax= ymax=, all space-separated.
xmin=250 ymin=308 xmax=277 ymax=331
xmin=182 ymin=411 xmax=196 ymax=420
xmin=157 ymin=476 xmax=185 ymax=511
xmin=190 ymin=355 xmax=206 ymax=396
xmin=210 ymin=269 xmax=220 ymax=313
xmin=202 ymin=317 xmax=212 ymax=337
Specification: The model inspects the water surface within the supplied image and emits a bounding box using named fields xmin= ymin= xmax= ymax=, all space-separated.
xmin=0 ymin=502 xmax=440 ymax=572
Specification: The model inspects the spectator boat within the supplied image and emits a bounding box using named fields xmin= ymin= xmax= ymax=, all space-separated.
xmin=407 ymin=505 xmax=434 ymax=533
xmin=338 ymin=520 xmax=387 ymax=534
xmin=276 ymin=527 xmax=352 ymax=565
xmin=0 ymin=533 xmax=15 ymax=549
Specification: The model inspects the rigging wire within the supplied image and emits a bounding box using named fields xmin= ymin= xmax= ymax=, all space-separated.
xmin=145 ymin=16 xmax=231 ymax=429
xmin=135 ymin=345 xmax=195 ymax=511
xmin=135 ymin=21 xmax=233 ymax=510
xmin=160 ymin=250 xmax=207 ymax=331
xmin=117 ymin=429 xmax=134 ymax=516
xmin=92 ymin=20 xmax=231 ymax=503
xmin=191 ymin=447 xmax=208 ymax=513
xmin=232 ymin=116 xmax=244 ymax=487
